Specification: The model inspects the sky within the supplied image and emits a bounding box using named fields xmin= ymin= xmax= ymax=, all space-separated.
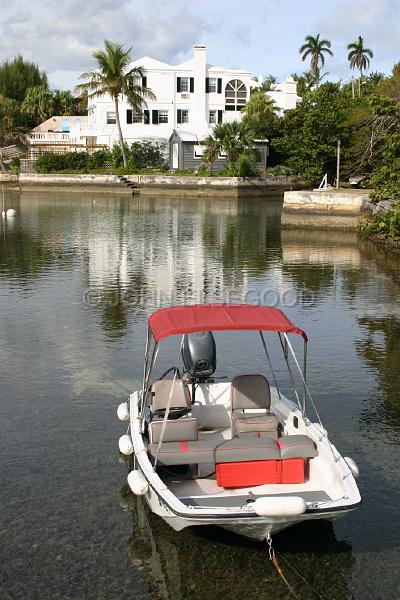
xmin=0 ymin=0 xmax=399 ymax=91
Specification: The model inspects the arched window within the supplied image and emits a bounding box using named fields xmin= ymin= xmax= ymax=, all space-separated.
xmin=74 ymin=118 xmax=82 ymax=127
xmin=225 ymin=79 xmax=247 ymax=111
xmin=61 ymin=118 xmax=70 ymax=132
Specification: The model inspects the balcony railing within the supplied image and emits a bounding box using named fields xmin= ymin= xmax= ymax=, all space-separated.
xmin=29 ymin=132 xmax=78 ymax=143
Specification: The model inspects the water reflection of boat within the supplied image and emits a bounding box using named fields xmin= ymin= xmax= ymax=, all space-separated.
xmin=121 ymin=487 xmax=355 ymax=600
xmin=117 ymin=304 xmax=361 ymax=542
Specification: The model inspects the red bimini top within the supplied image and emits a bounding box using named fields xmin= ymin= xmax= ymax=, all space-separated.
xmin=148 ymin=304 xmax=307 ymax=342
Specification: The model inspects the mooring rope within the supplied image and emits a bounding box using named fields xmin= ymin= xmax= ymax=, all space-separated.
xmin=266 ymin=535 xmax=300 ymax=599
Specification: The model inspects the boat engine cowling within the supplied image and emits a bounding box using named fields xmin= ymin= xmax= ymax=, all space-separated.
xmin=182 ymin=331 xmax=216 ymax=381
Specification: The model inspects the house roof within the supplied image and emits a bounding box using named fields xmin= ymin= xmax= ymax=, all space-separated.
xmin=171 ymin=129 xmax=209 ymax=142
xmin=32 ymin=116 xmax=87 ymax=133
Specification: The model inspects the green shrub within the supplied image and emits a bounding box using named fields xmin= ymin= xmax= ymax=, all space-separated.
xmin=370 ymin=160 xmax=400 ymax=203
xmin=129 ymin=141 xmax=166 ymax=169
xmin=222 ymin=155 xmax=260 ymax=177
xmin=36 ymin=152 xmax=89 ymax=173
xmin=10 ymin=157 xmax=20 ymax=174
xmin=87 ymin=149 xmax=113 ymax=169
xmin=363 ymin=204 xmax=400 ymax=237
xmin=266 ymin=164 xmax=296 ymax=176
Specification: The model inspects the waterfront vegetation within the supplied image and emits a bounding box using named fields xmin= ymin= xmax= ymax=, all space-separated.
xmin=35 ymin=141 xmax=166 ymax=174
xmin=0 ymin=36 xmax=399 ymax=237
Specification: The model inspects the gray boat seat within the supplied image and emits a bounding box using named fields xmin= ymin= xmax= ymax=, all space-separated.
xmin=231 ymin=374 xmax=279 ymax=438
xmin=150 ymin=379 xmax=192 ymax=415
xmin=148 ymin=435 xmax=280 ymax=466
xmin=148 ymin=417 xmax=198 ymax=444
xmin=278 ymin=435 xmax=318 ymax=459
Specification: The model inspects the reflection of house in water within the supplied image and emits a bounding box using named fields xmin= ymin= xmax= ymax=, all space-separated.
xmin=86 ymin=197 xmax=249 ymax=309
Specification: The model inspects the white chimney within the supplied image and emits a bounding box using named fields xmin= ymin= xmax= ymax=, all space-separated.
xmin=193 ymin=45 xmax=208 ymax=131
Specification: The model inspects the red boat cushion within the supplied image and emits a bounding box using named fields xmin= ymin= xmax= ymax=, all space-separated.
xmin=216 ymin=460 xmax=280 ymax=488
xmin=281 ymin=458 xmax=305 ymax=484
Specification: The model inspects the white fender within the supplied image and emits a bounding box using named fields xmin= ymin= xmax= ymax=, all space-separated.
xmin=128 ymin=470 xmax=149 ymax=496
xmin=253 ymin=496 xmax=306 ymax=517
xmin=313 ymin=423 xmax=328 ymax=437
xmin=117 ymin=401 xmax=129 ymax=421
xmin=6 ymin=209 xmax=17 ymax=217
xmin=344 ymin=456 xmax=359 ymax=479
xmin=118 ymin=434 xmax=133 ymax=455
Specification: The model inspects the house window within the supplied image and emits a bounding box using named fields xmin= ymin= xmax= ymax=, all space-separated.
xmin=180 ymin=77 xmax=189 ymax=92
xmin=209 ymin=110 xmax=217 ymax=124
xmin=225 ymin=79 xmax=247 ymax=111
xmin=194 ymin=145 xmax=205 ymax=158
xmin=127 ymin=109 xmax=142 ymax=124
xmin=208 ymin=78 xmax=217 ymax=93
xmin=177 ymin=109 xmax=189 ymax=124
xmin=106 ymin=111 xmax=116 ymax=124
xmin=159 ymin=110 xmax=168 ymax=124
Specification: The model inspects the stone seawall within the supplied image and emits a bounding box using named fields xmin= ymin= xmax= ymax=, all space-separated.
xmin=131 ymin=175 xmax=302 ymax=197
xmin=282 ymin=190 xmax=372 ymax=229
xmin=3 ymin=173 xmax=303 ymax=197
xmin=17 ymin=174 xmax=132 ymax=195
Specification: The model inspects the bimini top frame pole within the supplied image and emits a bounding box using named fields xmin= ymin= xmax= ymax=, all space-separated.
xmin=140 ymin=328 xmax=159 ymax=415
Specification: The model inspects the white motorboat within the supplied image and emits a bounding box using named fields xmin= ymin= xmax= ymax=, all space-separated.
xmin=118 ymin=304 xmax=361 ymax=542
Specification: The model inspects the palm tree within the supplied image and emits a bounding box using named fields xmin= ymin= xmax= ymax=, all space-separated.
xmin=203 ymin=121 xmax=258 ymax=171
xmin=259 ymin=75 xmax=277 ymax=93
xmin=53 ymin=90 xmax=77 ymax=115
xmin=77 ymin=40 xmax=155 ymax=167
xmin=347 ymin=36 xmax=373 ymax=96
xmin=299 ymin=34 xmax=333 ymax=86
xmin=21 ymin=85 xmax=54 ymax=124
xmin=202 ymin=133 xmax=219 ymax=173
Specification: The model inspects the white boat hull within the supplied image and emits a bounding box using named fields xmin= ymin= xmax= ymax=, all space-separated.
xmin=141 ymin=470 xmax=356 ymax=541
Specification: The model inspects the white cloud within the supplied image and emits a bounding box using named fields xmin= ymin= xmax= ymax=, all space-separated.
xmin=0 ymin=0 xmax=209 ymax=88
xmin=319 ymin=0 xmax=400 ymax=68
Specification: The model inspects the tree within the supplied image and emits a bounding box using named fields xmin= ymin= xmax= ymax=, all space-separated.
xmin=299 ymin=34 xmax=333 ymax=86
xmin=77 ymin=40 xmax=155 ymax=167
xmin=273 ymin=83 xmax=346 ymax=184
xmin=0 ymin=97 xmax=27 ymax=149
xmin=347 ymin=36 xmax=373 ymax=97
xmin=0 ymin=55 xmax=48 ymax=102
xmin=258 ymin=75 xmax=277 ymax=93
xmin=377 ymin=62 xmax=400 ymax=100
xmin=241 ymin=90 xmax=278 ymax=139
xmin=202 ymin=121 xmax=259 ymax=174
xmin=202 ymin=133 xmax=220 ymax=173
xmin=21 ymin=85 xmax=54 ymax=124
xmin=53 ymin=90 xmax=77 ymax=115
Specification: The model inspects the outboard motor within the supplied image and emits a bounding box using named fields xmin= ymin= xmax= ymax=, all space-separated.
xmin=182 ymin=332 xmax=216 ymax=401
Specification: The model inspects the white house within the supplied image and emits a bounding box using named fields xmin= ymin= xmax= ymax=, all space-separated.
xmin=83 ymin=45 xmax=256 ymax=149
xmin=83 ymin=45 xmax=299 ymax=151
xmin=266 ymin=77 xmax=302 ymax=115
xmin=26 ymin=45 xmax=300 ymax=168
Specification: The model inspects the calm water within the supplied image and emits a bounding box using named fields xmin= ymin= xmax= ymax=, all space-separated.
xmin=0 ymin=191 xmax=399 ymax=600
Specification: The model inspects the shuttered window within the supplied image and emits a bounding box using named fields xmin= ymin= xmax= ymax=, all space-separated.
xmin=152 ymin=110 xmax=159 ymax=124
xmin=177 ymin=109 xmax=189 ymax=124
xmin=127 ymin=109 xmax=141 ymax=124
